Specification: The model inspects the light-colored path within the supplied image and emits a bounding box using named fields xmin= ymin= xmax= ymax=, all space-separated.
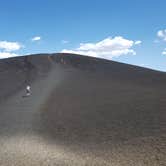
xmin=0 ymin=65 xmax=79 ymax=166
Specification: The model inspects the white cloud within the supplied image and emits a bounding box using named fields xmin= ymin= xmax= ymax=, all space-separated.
xmin=162 ymin=51 xmax=166 ymax=55
xmin=0 ymin=52 xmax=19 ymax=59
xmin=32 ymin=36 xmax=41 ymax=41
xmin=0 ymin=41 xmax=22 ymax=52
xmin=157 ymin=30 xmax=166 ymax=41
xmin=135 ymin=40 xmax=142 ymax=45
xmin=61 ymin=36 xmax=141 ymax=59
xmin=162 ymin=48 xmax=166 ymax=55
xmin=0 ymin=40 xmax=22 ymax=59
xmin=157 ymin=29 xmax=166 ymax=55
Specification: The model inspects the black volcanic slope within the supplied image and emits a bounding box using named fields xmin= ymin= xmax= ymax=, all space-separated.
xmin=0 ymin=53 xmax=166 ymax=166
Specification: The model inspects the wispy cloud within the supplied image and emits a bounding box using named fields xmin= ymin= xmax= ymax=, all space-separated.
xmin=157 ymin=29 xmax=166 ymax=55
xmin=157 ymin=29 xmax=166 ymax=41
xmin=162 ymin=48 xmax=166 ymax=55
xmin=135 ymin=40 xmax=142 ymax=45
xmin=153 ymin=39 xmax=160 ymax=43
xmin=61 ymin=40 xmax=69 ymax=44
xmin=32 ymin=36 xmax=41 ymax=41
xmin=139 ymin=63 xmax=149 ymax=67
xmin=61 ymin=36 xmax=141 ymax=60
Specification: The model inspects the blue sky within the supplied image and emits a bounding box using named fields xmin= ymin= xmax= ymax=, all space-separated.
xmin=0 ymin=0 xmax=166 ymax=71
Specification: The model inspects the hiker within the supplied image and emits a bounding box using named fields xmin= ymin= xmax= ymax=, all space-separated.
xmin=26 ymin=85 xmax=31 ymax=96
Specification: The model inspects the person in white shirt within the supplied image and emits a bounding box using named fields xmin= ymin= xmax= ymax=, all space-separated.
xmin=26 ymin=85 xmax=31 ymax=96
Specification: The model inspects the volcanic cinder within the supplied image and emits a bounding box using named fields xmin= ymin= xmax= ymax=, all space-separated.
xmin=0 ymin=53 xmax=166 ymax=166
